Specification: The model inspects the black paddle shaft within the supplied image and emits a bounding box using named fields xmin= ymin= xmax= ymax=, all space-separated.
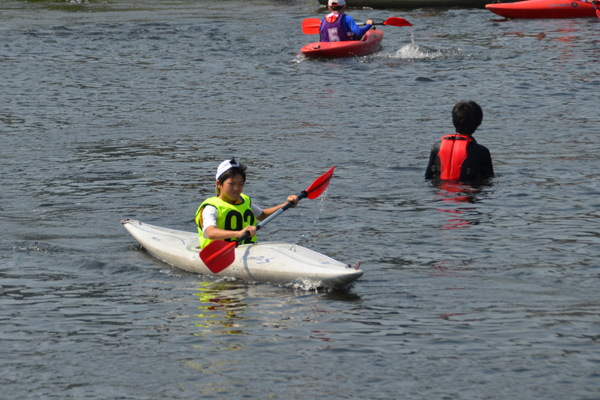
xmin=234 ymin=190 xmax=309 ymax=245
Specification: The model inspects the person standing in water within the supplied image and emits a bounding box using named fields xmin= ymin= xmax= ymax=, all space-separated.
xmin=425 ymin=100 xmax=494 ymax=181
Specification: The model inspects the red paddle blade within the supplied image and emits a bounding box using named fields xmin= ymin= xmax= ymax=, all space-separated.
xmin=596 ymin=9 xmax=600 ymax=19
xmin=306 ymin=166 xmax=335 ymax=200
xmin=199 ymin=240 xmax=237 ymax=273
xmin=302 ymin=18 xmax=321 ymax=35
xmin=383 ymin=17 xmax=412 ymax=27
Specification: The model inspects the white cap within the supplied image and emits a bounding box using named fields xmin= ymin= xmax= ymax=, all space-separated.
xmin=215 ymin=159 xmax=241 ymax=195
xmin=328 ymin=0 xmax=346 ymax=6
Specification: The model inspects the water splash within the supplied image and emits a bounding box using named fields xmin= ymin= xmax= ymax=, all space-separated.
xmin=314 ymin=188 xmax=329 ymax=225
xmin=298 ymin=188 xmax=329 ymax=245
xmin=292 ymin=53 xmax=307 ymax=64
xmin=378 ymin=43 xmax=471 ymax=61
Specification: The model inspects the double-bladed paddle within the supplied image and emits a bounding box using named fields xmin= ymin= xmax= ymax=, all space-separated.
xmin=590 ymin=0 xmax=600 ymax=19
xmin=199 ymin=166 xmax=335 ymax=274
xmin=302 ymin=17 xmax=412 ymax=35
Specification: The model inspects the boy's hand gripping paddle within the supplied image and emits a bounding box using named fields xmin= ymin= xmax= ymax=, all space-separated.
xmin=301 ymin=17 xmax=412 ymax=35
xmin=199 ymin=166 xmax=335 ymax=274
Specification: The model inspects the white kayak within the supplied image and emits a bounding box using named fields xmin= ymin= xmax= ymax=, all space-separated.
xmin=121 ymin=219 xmax=363 ymax=289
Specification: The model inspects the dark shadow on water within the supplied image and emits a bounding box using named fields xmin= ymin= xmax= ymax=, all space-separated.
xmin=321 ymin=287 xmax=363 ymax=302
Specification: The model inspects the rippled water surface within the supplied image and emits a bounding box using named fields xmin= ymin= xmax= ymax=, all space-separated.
xmin=2 ymin=0 xmax=600 ymax=398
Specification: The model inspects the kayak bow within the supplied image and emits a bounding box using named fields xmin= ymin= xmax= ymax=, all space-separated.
xmin=486 ymin=0 xmax=600 ymax=19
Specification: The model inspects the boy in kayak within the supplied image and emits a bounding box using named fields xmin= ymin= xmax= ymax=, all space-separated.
xmin=425 ymin=101 xmax=494 ymax=181
xmin=195 ymin=158 xmax=299 ymax=249
xmin=320 ymin=0 xmax=373 ymax=42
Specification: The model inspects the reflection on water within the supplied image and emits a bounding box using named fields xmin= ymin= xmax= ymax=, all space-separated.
xmin=435 ymin=181 xmax=485 ymax=204
xmin=434 ymin=181 xmax=491 ymax=230
xmin=194 ymin=282 xmax=246 ymax=336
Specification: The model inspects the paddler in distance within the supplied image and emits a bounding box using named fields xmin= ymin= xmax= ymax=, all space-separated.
xmin=320 ymin=0 xmax=373 ymax=42
xmin=195 ymin=159 xmax=299 ymax=249
xmin=425 ymin=100 xmax=494 ymax=181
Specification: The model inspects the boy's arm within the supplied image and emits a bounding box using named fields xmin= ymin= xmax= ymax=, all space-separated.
xmin=257 ymin=195 xmax=299 ymax=221
xmin=425 ymin=142 xmax=441 ymax=179
xmin=342 ymin=15 xmax=372 ymax=38
xmin=204 ymin=225 xmax=257 ymax=240
xmin=483 ymin=147 xmax=494 ymax=177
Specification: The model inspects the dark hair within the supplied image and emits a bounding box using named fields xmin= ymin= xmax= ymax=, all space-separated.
xmin=218 ymin=157 xmax=247 ymax=184
xmin=452 ymin=100 xmax=483 ymax=135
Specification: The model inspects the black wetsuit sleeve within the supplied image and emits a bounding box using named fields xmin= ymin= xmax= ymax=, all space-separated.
xmin=463 ymin=143 xmax=494 ymax=180
xmin=425 ymin=142 xmax=442 ymax=180
xmin=482 ymin=147 xmax=494 ymax=177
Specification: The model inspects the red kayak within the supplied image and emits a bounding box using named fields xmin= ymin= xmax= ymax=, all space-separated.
xmin=486 ymin=0 xmax=599 ymax=18
xmin=301 ymin=29 xmax=384 ymax=58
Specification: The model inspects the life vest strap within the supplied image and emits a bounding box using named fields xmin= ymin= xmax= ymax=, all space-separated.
xmin=325 ymin=12 xmax=340 ymax=23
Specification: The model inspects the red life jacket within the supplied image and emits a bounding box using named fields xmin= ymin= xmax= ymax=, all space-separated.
xmin=438 ymin=134 xmax=473 ymax=180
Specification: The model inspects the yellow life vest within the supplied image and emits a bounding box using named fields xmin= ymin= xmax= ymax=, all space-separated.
xmin=195 ymin=194 xmax=257 ymax=249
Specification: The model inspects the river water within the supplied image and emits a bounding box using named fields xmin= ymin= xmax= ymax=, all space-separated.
xmin=2 ymin=0 xmax=600 ymax=398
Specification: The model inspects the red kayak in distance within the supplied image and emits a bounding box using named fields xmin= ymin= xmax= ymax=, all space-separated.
xmin=486 ymin=0 xmax=599 ymax=18
xmin=301 ymin=29 xmax=384 ymax=58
